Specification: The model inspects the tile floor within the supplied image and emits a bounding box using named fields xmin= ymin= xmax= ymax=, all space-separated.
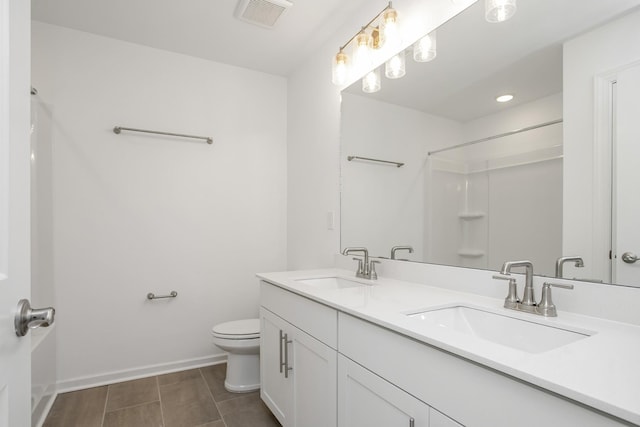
xmin=43 ymin=363 xmax=281 ymax=427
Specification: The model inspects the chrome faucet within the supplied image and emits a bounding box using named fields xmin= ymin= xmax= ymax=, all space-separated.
xmin=555 ymin=256 xmax=584 ymax=278
xmin=498 ymin=260 xmax=536 ymax=313
xmin=391 ymin=245 xmax=414 ymax=260
xmin=342 ymin=247 xmax=379 ymax=280
xmin=494 ymin=260 xmax=574 ymax=317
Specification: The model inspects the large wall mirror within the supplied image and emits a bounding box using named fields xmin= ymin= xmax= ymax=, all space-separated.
xmin=340 ymin=0 xmax=640 ymax=286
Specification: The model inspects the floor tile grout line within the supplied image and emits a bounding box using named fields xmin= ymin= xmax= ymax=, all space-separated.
xmin=103 ymin=399 xmax=162 ymax=415
xmin=100 ymin=385 xmax=110 ymax=427
xmin=199 ymin=367 xmax=228 ymax=427
xmin=156 ymin=376 xmax=166 ymax=427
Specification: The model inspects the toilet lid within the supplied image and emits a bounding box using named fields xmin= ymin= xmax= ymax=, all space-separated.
xmin=212 ymin=318 xmax=260 ymax=339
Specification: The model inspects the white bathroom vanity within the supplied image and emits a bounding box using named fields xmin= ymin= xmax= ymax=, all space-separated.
xmin=258 ymin=268 xmax=640 ymax=427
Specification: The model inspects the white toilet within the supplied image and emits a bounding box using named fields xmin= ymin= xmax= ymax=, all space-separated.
xmin=211 ymin=318 xmax=261 ymax=393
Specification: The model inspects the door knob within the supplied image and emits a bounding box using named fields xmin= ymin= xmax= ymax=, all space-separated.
xmin=621 ymin=252 xmax=639 ymax=264
xmin=14 ymin=299 xmax=55 ymax=337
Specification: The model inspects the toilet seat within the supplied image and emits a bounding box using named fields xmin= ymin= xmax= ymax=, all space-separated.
xmin=211 ymin=318 xmax=260 ymax=339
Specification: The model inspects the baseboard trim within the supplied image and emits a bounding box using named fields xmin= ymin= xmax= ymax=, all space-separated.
xmin=33 ymin=390 xmax=57 ymax=427
xmin=56 ymin=354 xmax=228 ymax=394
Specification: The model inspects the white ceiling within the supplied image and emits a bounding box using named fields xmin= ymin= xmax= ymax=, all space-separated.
xmin=345 ymin=0 xmax=640 ymax=122
xmin=30 ymin=0 xmax=640 ymax=119
xmin=31 ymin=0 xmax=369 ymax=76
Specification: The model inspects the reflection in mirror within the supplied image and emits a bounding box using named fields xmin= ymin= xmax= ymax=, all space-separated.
xmin=425 ymin=117 xmax=562 ymax=275
xmin=340 ymin=0 xmax=640 ymax=285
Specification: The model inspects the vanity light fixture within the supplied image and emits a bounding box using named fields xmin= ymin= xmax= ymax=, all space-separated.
xmin=485 ymin=0 xmax=517 ymax=23
xmin=496 ymin=94 xmax=514 ymax=103
xmin=331 ymin=2 xmax=399 ymax=90
xmin=333 ymin=2 xmax=516 ymax=91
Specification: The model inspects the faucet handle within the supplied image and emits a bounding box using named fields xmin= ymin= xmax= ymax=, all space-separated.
xmin=537 ymin=282 xmax=574 ymax=317
xmin=493 ymin=275 xmax=519 ymax=309
xmin=369 ymin=260 xmax=381 ymax=280
xmin=545 ymin=282 xmax=575 ymax=290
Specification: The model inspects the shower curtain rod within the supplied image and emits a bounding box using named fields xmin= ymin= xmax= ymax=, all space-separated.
xmin=113 ymin=126 xmax=213 ymax=144
xmin=427 ymin=118 xmax=563 ymax=156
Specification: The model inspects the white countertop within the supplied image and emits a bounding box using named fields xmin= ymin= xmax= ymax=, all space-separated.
xmin=257 ymin=268 xmax=640 ymax=426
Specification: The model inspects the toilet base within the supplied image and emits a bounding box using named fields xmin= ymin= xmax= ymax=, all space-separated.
xmin=225 ymin=352 xmax=260 ymax=393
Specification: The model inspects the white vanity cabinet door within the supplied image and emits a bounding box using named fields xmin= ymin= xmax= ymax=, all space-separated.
xmin=289 ymin=320 xmax=337 ymax=427
xmin=260 ymin=307 xmax=291 ymax=426
xmin=338 ymin=355 xmax=429 ymax=427
xmin=260 ymin=307 xmax=337 ymax=427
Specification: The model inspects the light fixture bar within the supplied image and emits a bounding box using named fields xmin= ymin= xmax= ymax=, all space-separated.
xmin=338 ymin=2 xmax=394 ymax=52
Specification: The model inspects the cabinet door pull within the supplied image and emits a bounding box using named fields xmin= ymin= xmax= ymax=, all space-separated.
xmin=409 ymin=417 xmax=415 ymax=427
xmin=279 ymin=330 xmax=285 ymax=373
xmin=283 ymin=333 xmax=293 ymax=378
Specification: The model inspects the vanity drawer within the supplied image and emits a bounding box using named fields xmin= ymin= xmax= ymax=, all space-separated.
xmin=260 ymin=280 xmax=337 ymax=348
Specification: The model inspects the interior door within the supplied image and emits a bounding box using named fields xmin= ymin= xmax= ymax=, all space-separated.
xmin=613 ymin=63 xmax=640 ymax=286
xmin=0 ymin=0 xmax=33 ymax=426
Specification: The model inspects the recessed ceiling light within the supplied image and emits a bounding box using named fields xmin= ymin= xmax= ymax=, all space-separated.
xmin=496 ymin=94 xmax=514 ymax=103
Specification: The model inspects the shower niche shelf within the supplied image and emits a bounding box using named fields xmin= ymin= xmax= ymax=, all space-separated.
xmin=458 ymin=212 xmax=485 ymax=220
xmin=457 ymin=249 xmax=485 ymax=258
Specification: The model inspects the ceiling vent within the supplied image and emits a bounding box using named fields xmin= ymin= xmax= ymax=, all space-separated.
xmin=235 ymin=0 xmax=293 ymax=29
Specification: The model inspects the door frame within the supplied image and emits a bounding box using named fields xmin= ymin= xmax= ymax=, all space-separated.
xmin=593 ymin=60 xmax=640 ymax=285
xmin=585 ymin=60 xmax=640 ymax=283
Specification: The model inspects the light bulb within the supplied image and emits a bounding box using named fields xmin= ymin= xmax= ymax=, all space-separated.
xmin=362 ymin=68 xmax=381 ymax=93
xmin=353 ymin=30 xmax=373 ymax=74
xmin=413 ymin=31 xmax=436 ymax=62
xmin=382 ymin=8 xmax=401 ymax=51
xmin=332 ymin=51 xmax=349 ymax=86
xmin=485 ymin=0 xmax=516 ymax=23
xmin=385 ymin=53 xmax=406 ymax=79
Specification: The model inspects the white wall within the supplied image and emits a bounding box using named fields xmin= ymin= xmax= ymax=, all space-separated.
xmin=286 ymin=0 xmax=478 ymax=270
xmin=31 ymin=22 xmax=287 ymax=388
xmin=564 ymin=8 xmax=640 ymax=282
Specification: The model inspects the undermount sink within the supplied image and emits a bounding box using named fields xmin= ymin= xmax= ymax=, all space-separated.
xmin=295 ymin=277 xmax=368 ymax=290
xmin=407 ymin=305 xmax=593 ymax=353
